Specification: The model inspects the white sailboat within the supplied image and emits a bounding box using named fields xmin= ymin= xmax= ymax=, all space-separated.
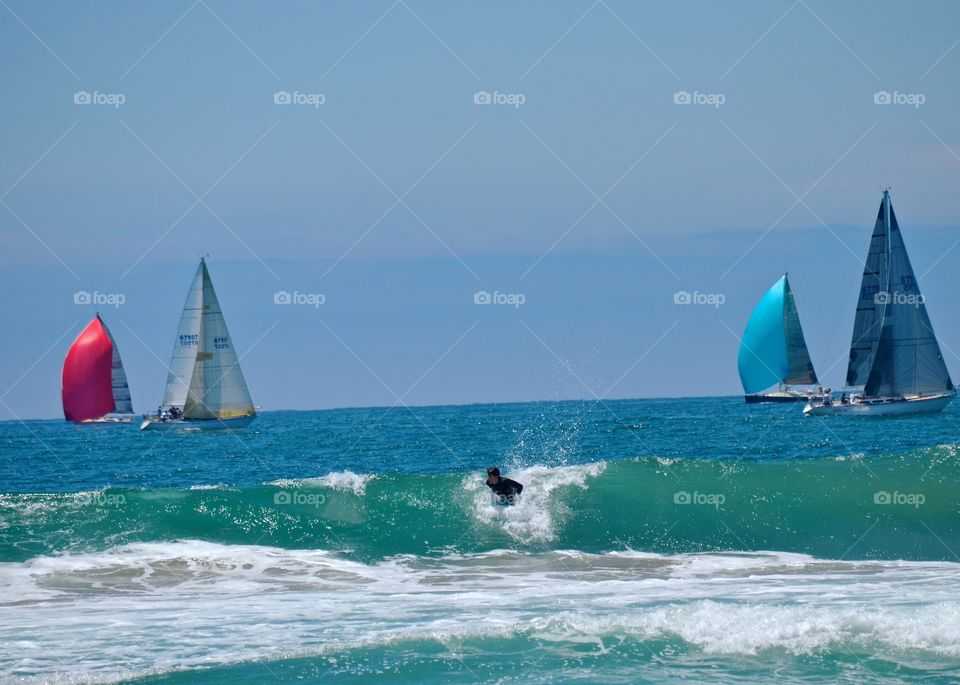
xmin=140 ymin=258 xmax=257 ymax=431
xmin=805 ymin=190 xmax=955 ymax=416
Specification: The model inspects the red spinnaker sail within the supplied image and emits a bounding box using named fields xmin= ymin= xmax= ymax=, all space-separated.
xmin=62 ymin=317 xmax=116 ymax=421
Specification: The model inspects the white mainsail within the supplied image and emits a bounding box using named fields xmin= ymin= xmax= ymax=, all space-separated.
xmin=163 ymin=259 xmax=255 ymax=420
xmin=162 ymin=263 xmax=204 ymax=409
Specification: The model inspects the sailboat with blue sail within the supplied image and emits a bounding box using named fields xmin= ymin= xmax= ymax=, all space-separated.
xmin=805 ymin=190 xmax=954 ymax=416
xmin=738 ymin=274 xmax=819 ymax=403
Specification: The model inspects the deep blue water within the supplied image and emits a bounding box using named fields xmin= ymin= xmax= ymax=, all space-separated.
xmin=4 ymin=397 xmax=960 ymax=492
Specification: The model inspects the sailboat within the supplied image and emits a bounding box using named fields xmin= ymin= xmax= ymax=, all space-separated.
xmin=804 ymin=190 xmax=955 ymax=416
xmin=738 ymin=274 xmax=819 ymax=403
xmin=62 ymin=314 xmax=135 ymax=423
xmin=140 ymin=258 xmax=256 ymax=431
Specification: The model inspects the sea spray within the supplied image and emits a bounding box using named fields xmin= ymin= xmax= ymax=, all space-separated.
xmin=465 ymin=462 xmax=606 ymax=543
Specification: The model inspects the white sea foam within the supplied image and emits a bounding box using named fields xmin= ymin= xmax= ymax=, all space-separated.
xmin=3 ymin=544 xmax=960 ymax=682
xmin=529 ymin=600 xmax=960 ymax=656
xmin=829 ymin=452 xmax=866 ymax=462
xmin=0 ymin=490 xmax=112 ymax=517
xmin=465 ymin=462 xmax=606 ymax=543
xmin=266 ymin=470 xmax=375 ymax=495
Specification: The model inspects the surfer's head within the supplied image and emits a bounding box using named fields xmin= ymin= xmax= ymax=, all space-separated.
xmin=486 ymin=466 xmax=500 ymax=484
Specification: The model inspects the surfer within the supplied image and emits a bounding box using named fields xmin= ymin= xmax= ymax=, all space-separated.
xmin=486 ymin=467 xmax=523 ymax=506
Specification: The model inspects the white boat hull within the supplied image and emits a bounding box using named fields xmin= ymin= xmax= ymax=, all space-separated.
xmin=139 ymin=415 xmax=257 ymax=431
xmin=803 ymin=394 xmax=954 ymax=416
xmin=745 ymin=390 xmax=817 ymax=404
xmin=76 ymin=416 xmax=136 ymax=424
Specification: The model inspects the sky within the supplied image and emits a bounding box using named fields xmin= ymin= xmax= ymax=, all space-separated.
xmin=2 ymin=0 xmax=960 ymax=419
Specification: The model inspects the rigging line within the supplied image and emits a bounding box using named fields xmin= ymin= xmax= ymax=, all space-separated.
xmin=820 ymin=266 xmax=860 ymax=384
xmin=821 ymin=211 xmax=879 ymax=385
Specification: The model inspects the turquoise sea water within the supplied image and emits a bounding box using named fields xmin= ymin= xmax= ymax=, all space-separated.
xmin=3 ymin=397 xmax=960 ymax=683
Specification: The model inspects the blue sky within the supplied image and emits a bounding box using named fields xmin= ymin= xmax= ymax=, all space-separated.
xmin=2 ymin=0 xmax=960 ymax=419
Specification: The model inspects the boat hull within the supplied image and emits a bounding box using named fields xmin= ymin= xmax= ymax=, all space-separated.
xmin=139 ymin=415 xmax=257 ymax=431
xmin=77 ymin=416 xmax=135 ymax=424
xmin=803 ymin=394 xmax=954 ymax=416
xmin=744 ymin=392 xmax=812 ymax=404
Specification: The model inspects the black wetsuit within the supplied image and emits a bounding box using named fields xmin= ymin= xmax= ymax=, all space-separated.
xmin=487 ymin=477 xmax=523 ymax=504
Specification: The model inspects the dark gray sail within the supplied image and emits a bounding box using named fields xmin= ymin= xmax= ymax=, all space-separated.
xmin=863 ymin=193 xmax=953 ymax=397
xmin=782 ymin=276 xmax=818 ymax=385
xmin=846 ymin=201 xmax=889 ymax=386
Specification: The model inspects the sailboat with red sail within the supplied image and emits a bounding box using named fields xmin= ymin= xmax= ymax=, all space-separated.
xmin=61 ymin=314 xmax=135 ymax=423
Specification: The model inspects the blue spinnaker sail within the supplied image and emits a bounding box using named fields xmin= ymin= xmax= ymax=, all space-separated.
xmin=738 ymin=277 xmax=790 ymax=394
xmin=738 ymin=275 xmax=818 ymax=394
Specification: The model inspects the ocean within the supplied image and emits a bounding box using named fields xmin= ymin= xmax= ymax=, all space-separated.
xmin=3 ymin=397 xmax=960 ymax=683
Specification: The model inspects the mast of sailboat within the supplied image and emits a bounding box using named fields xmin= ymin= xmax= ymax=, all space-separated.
xmin=780 ymin=269 xmax=787 ymax=393
xmin=882 ymin=189 xmax=891 ymax=302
